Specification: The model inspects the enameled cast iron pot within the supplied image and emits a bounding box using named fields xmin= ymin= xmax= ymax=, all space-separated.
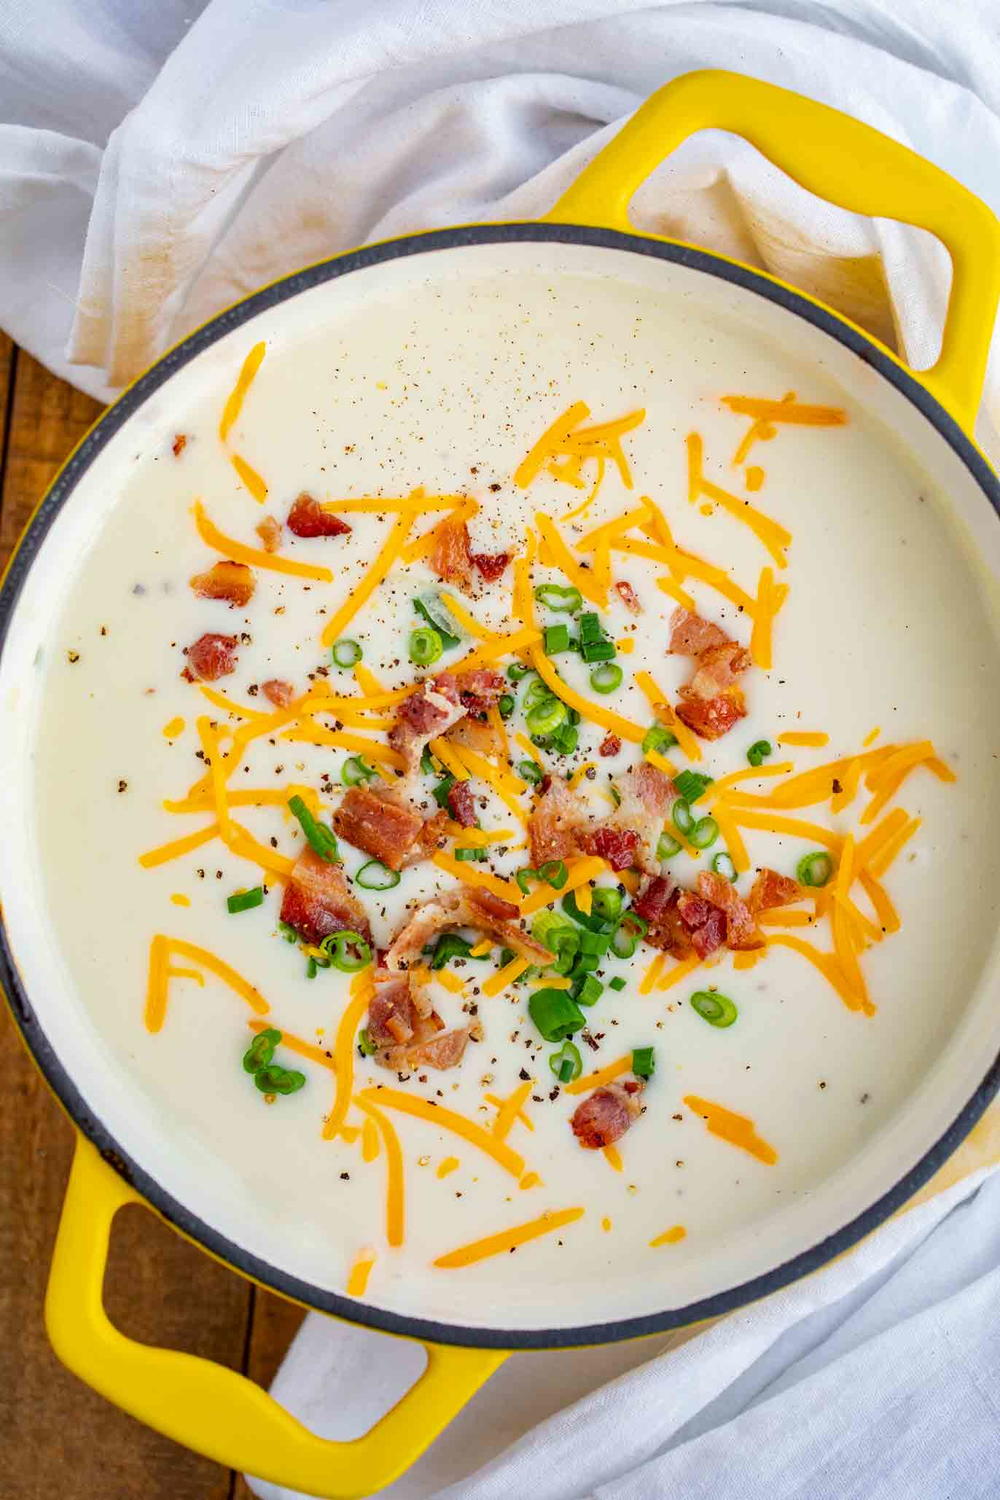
xmin=2 ymin=71 xmax=999 ymax=1498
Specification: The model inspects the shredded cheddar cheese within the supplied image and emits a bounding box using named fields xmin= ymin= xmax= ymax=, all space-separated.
xmin=433 ymin=1207 xmax=584 ymax=1268
xmin=145 ymin=935 xmax=269 ymax=1033
xmin=491 ymin=1080 xmax=534 ymax=1141
xmin=437 ymin=1157 xmax=460 ymax=1179
xmin=564 ymin=1054 xmax=631 ymax=1096
xmin=519 ymin=855 xmax=608 ymax=917
xmin=686 ymin=432 xmax=791 ymax=568
xmin=683 ymin=1095 xmax=778 ymax=1165
xmin=219 ymin=342 xmax=266 ymax=442
xmin=322 ymin=974 xmax=375 ymax=1142
xmin=193 ymin=500 xmax=333 ymax=582
xmin=431 ymin=851 xmax=525 ymax=906
xmin=639 ymin=954 xmax=665 ymax=994
xmin=482 ymin=955 xmax=531 ymax=996
xmin=357 ymin=1088 xmax=525 ymax=1179
xmin=633 ymin=670 xmax=702 ymax=762
xmin=320 ymin=511 xmax=413 ymax=648
xmin=162 ymin=716 xmax=185 ymax=738
xmin=346 ymin=1252 xmax=376 ymax=1297
xmin=649 ymin=1225 xmax=687 ymax=1247
xmin=721 ymin=394 xmax=847 ymax=427
xmin=778 ymin=731 xmax=830 ymax=748
xmin=657 ymin=954 xmax=702 ymax=992
xmin=603 ymin=1145 xmax=623 ymax=1172
xmin=354 ymin=1096 xmax=405 ymax=1247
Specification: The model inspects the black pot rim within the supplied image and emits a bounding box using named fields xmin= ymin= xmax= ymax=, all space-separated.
xmin=1 ymin=221 xmax=998 ymax=1352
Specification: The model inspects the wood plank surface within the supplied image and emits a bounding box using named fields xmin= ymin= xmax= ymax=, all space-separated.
xmin=0 ymin=348 xmax=303 ymax=1500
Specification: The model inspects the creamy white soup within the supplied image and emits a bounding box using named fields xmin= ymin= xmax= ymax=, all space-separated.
xmin=26 ymin=248 xmax=1000 ymax=1329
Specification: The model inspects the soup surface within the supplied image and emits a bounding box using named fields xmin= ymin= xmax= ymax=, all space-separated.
xmin=26 ymin=245 xmax=1000 ymax=1329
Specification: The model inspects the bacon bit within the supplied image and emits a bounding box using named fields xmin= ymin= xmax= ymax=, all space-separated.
xmin=369 ymin=974 xmax=417 ymax=1047
xmin=669 ymin=608 xmax=728 ymax=655
xmin=571 ymin=1080 xmax=644 ymax=1149
xmin=261 ymin=678 xmax=295 ymax=708
xmin=579 ymin=826 xmax=639 ymax=872
xmin=676 ymin=892 xmax=728 ymax=958
xmin=697 ymin=869 xmax=764 ymax=951
xmin=529 ymin=776 xmax=585 ymax=865
xmin=446 ymin=780 xmax=477 ymax=828
xmin=399 ymin=1026 xmax=474 ymax=1071
xmin=280 ymin=847 xmax=371 ymax=947
xmin=389 ymin=673 xmax=465 ymax=777
xmin=676 ymin=691 xmax=747 ymax=741
xmin=333 ymin=786 xmax=424 ymax=871
xmin=454 ymin=668 xmax=505 ymax=716
xmin=669 ymin=607 xmax=750 ymax=742
xmin=446 ymin=713 xmax=505 ymax=758
xmin=172 ymin=433 xmax=188 ymax=458
xmin=613 ymin=580 xmax=641 ymax=614
xmin=470 ymin=551 xmax=510 ymax=582
xmin=367 ymin=971 xmax=471 ymax=1071
xmin=749 ymin=867 xmax=802 ymax=912
xmin=632 ymin=875 xmax=677 ymax=924
xmin=635 ymin=882 xmax=691 ymax=957
xmin=190 ymin=559 xmax=256 ymax=607
xmin=431 ymin=516 xmax=473 ymax=594
xmin=255 ymin=515 xmax=282 ymax=553
xmin=181 ymin=632 xmax=238 ymax=682
xmin=404 ymin=809 xmax=450 ymax=865
xmin=596 ymin=761 xmax=675 ymax=874
xmin=287 ymin=492 xmax=351 ymax=538
xmin=599 ymin=733 xmax=622 ymax=757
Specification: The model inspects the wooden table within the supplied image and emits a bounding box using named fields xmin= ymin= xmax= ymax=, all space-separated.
xmin=0 ymin=339 xmax=302 ymax=1499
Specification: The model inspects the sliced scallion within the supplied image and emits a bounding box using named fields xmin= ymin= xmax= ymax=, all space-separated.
xmin=690 ymin=989 xmax=738 ymax=1027
xmin=534 ymin=583 xmax=583 ymax=614
xmin=243 ymin=1027 xmax=281 ymax=1073
xmin=690 ymin=816 xmax=720 ymax=850
xmin=409 ymin=626 xmax=443 ymax=666
xmin=228 ymin=886 xmax=264 ymax=915
xmin=797 ymin=850 xmax=835 ymax=887
xmin=549 ymin=1040 xmax=583 ymax=1083
xmin=355 ymin=859 xmax=400 ymax=891
xmin=657 ymin=832 xmax=682 ymax=860
xmin=529 ymin=988 xmax=586 ymax=1042
xmin=643 ymin=724 xmax=678 ymax=755
xmin=526 ymin=697 xmax=568 ymax=736
xmin=712 ymin=851 xmax=737 ymax=881
xmin=331 ymin=638 xmax=363 ymax=669
xmin=672 ymin=800 xmax=694 ymax=836
xmin=747 ymin=739 xmax=773 ymax=767
xmin=288 ymin=795 xmax=340 ymax=863
xmin=674 ymin=769 xmax=714 ymax=804
xmin=341 ymin=755 xmax=376 ymax=787
xmin=632 ymin=1046 xmax=655 ymax=1078
xmin=517 ymin=759 xmax=544 ymax=785
xmin=590 ymin=663 xmax=623 ymax=694
xmin=591 ymin=887 xmax=624 ymax=923
xmin=320 ymin=929 xmax=372 ymax=973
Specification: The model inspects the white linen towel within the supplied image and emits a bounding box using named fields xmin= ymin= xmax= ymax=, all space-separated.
xmin=1 ymin=3 xmax=998 ymax=1497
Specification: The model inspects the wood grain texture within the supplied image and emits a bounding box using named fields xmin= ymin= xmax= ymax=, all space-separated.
xmin=0 ymin=349 xmax=304 ymax=1500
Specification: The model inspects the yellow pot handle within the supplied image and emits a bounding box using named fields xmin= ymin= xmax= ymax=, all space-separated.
xmin=546 ymin=69 xmax=1000 ymax=431
xmin=46 ymin=1137 xmax=506 ymax=1498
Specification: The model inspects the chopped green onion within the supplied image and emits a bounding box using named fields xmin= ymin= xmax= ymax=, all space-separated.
xmin=642 ymin=724 xmax=678 ymax=754
xmin=498 ymin=693 xmax=515 ymax=719
xmin=674 ymin=769 xmax=714 ymax=804
xmin=526 ymin=697 xmax=568 ymax=736
xmin=414 ymin=595 xmax=460 ymax=649
xmin=529 ymin=988 xmax=586 ymax=1042
xmin=507 ymin=663 xmax=534 ymax=683
xmin=320 ymin=929 xmax=372 ymax=972
xmin=543 ymin=623 xmax=572 ymax=654
xmin=712 ymin=851 xmax=737 ymax=881
xmin=609 ymin=975 xmax=627 ymax=992
xmin=305 ymin=957 xmax=319 ymax=979
xmin=590 ymin=663 xmax=623 ymax=694
xmin=571 ymin=950 xmax=601 ymax=975
xmin=548 ymin=723 xmax=579 ymax=755
xmin=690 ymin=816 xmax=720 ymax=850
xmin=561 ymin=891 xmax=615 ymax=933
xmin=672 ymin=800 xmax=694 ymax=836
xmin=431 ymin=773 xmax=455 ymax=809
xmin=358 ymin=1028 xmax=377 ymax=1056
xmin=632 ymin=1046 xmax=655 ymax=1079
xmin=690 ymin=989 xmax=738 ymax=1027
xmin=277 ymin=920 xmax=298 ymax=944
xmin=430 ymin=933 xmax=487 ymax=970
xmin=577 ymin=612 xmax=603 ymax=640
xmin=531 ymin=910 xmax=575 ymax=946
xmin=288 ymin=795 xmax=340 ymax=863
xmin=455 ymin=846 xmax=487 ymax=862
xmin=420 ymin=745 xmax=436 ymax=775
xmin=549 ymin=1040 xmax=583 ymax=1083
xmin=797 ymin=850 xmax=835 ymax=887
xmin=538 ymin=859 xmax=568 ymax=890
xmin=657 ymin=832 xmax=682 ymax=860
xmin=580 ymin=638 xmax=615 ymax=663
xmin=578 ymin=928 xmax=611 ymax=957
xmin=227 ymin=886 xmax=264 ymax=915
xmin=611 ymin=912 xmax=648 ymax=959
xmin=355 ymin=859 xmax=400 ymax=891
xmin=747 ymin=739 xmax=773 ymax=767
xmin=572 ymin=974 xmax=604 ymax=1007
xmin=550 ymin=932 xmax=581 ymax=976
xmin=567 ymin=707 xmax=582 ymax=726
xmin=243 ymin=1027 xmax=281 ymax=1073
xmin=409 ymin=626 xmax=443 ymax=666
xmin=342 ymin=755 xmax=376 ymax=787
xmin=518 ymin=759 xmax=544 ymax=785
xmin=516 ymin=867 xmax=540 ymax=896
xmin=523 ymin=677 xmax=553 ymax=713
xmin=591 ymin=887 xmax=624 ymax=923
xmin=534 ymin=583 xmax=583 ymax=614
xmin=331 ymin=638 xmax=362 ymax=668
xmin=254 ymin=1063 xmax=306 ymax=1095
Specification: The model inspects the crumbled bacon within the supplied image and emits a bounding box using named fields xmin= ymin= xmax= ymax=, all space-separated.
xmin=181 ymin=632 xmax=238 ymax=682
xmin=333 ymin=786 xmax=424 ymax=871
xmin=366 ymin=972 xmax=472 ymax=1071
xmin=287 ymin=492 xmax=351 ymax=538
xmin=446 ymin=780 xmax=477 ymax=828
xmin=389 ymin=673 xmax=465 ymax=777
xmin=669 ymin=607 xmax=728 ymax=656
xmin=280 ymin=847 xmax=370 ymax=947
xmin=748 ymin=867 xmax=802 ymax=912
xmin=632 ymin=875 xmax=677 ymax=925
xmin=255 ymin=515 xmax=282 ymax=553
xmin=613 ymin=580 xmax=641 ymax=614
xmin=455 ymin=668 xmax=505 ymax=716
xmin=635 ymin=884 xmax=692 ymax=957
xmin=578 ymin=826 xmax=640 ymax=872
xmin=675 ymin=691 xmax=747 ymax=741
xmin=470 ymin=551 xmax=510 ymax=582
xmin=599 ymin=733 xmax=622 ymax=757
xmin=431 ymin=516 xmax=473 ymax=594
xmin=676 ymin=892 xmax=728 ymax=958
xmin=446 ymin=714 xmax=505 ymax=758
xmin=592 ymin=761 xmax=675 ymax=874
xmin=387 ymin=1025 xmax=474 ymax=1072
xmin=697 ymin=870 xmax=764 ymax=951
xmin=190 ymin=560 xmax=255 ymax=607
xmin=529 ymin=776 xmax=585 ymax=865
xmin=172 ymin=433 xmax=188 ymax=458
xmin=368 ymin=974 xmax=417 ymax=1047
xmin=571 ymin=1080 xmax=644 ymax=1149
xmin=403 ymin=809 xmax=450 ymax=865
xmin=261 ymin=678 xmax=295 ymax=708
xmin=384 ymin=887 xmax=550 ymax=1009
xmin=669 ymin=607 xmax=750 ymax=742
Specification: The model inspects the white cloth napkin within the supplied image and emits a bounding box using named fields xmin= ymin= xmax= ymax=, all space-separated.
xmin=3 ymin=3 xmax=999 ymax=1496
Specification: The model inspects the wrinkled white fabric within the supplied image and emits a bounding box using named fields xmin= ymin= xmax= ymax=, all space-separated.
xmin=3 ymin=3 xmax=998 ymax=1496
